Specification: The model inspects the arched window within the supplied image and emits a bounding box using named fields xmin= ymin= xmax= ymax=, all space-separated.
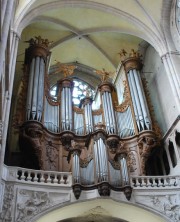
xmin=50 ymin=78 xmax=95 ymax=106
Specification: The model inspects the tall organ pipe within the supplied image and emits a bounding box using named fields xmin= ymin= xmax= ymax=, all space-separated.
xmin=25 ymin=37 xmax=50 ymax=122
xmin=99 ymin=82 xmax=116 ymax=134
xmin=26 ymin=58 xmax=35 ymax=120
xmin=118 ymin=154 xmax=129 ymax=186
xmin=59 ymin=79 xmax=73 ymax=131
xmin=80 ymin=97 xmax=93 ymax=134
xmin=122 ymin=56 xmax=152 ymax=132
xmin=72 ymin=151 xmax=81 ymax=184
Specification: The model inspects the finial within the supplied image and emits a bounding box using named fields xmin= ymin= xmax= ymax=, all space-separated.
xmin=25 ymin=36 xmax=53 ymax=48
xmin=118 ymin=49 xmax=142 ymax=62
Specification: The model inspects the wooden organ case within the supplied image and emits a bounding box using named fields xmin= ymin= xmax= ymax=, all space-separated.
xmin=13 ymin=38 xmax=161 ymax=200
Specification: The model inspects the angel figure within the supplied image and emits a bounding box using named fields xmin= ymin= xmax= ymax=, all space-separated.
xmin=95 ymin=68 xmax=114 ymax=82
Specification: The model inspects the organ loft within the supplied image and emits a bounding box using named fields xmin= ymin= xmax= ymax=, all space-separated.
xmin=7 ymin=36 xmax=161 ymax=200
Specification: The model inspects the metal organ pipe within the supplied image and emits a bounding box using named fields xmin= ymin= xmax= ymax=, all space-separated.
xmin=137 ymin=70 xmax=152 ymax=129
xmin=81 ymin=98 xmax=93 ymax=134
xmin=25 ymin=37 xmax=50 ymax=122
xmin=107 ymin=92 xmax=116 ymax=133
xmin=118 ymin=154 xmax=129 ymax=186
xmin=26 ymin=58 xmax=35 ymax=120
xmin=128 ymin=74 xmax=140 ymax=130
xmin=129 ymin=70 xmax=144 ymax=130
xmin=31 ymin=57 xmax=40 ymax=120
xmin=37 ymin=58 xmax=45 ymax=121
xmin=72 ymin=151 xmax=81 ymax=184
xmin=133 ymin=69 xmax=150 ymax=130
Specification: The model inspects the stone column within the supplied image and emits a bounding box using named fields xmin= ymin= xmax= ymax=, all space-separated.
xmin=0 ymin=0 xmax=14 ymax=80
xmin=0 ymin=32 xmax=20 ymax=179
xmin=161 ymin=54 xmax=180 ymax=113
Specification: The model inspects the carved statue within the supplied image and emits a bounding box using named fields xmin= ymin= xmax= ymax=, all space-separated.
xmin=53 ymin=62 xmax=76 ymax=77
xmin=45 ymin=141 xmax=58 ymax=170
xmin=95 ymin=68 xmax=114 ymax=82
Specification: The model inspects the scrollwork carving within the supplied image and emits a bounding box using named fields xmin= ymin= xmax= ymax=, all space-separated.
xmin=115 ymin=81 xmax=131 ymax=112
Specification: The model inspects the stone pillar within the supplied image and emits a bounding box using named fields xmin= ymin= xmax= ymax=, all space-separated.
xmin=80 ymin=97 xmax=93 ymax=134
xmin=121 ymin=52 xmax=151 ymax=132
xmin=161 ymin=54 xmax=180 ymax=113
xmin=0 ymin=0 xmax=14 ymax=80
xmin=98 ymin=82 xmax=116 ymax=134
xmin=0 ymin=32 xmax=20 ymax=179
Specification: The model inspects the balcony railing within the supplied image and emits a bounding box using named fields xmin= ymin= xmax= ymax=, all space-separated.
xmin=2 ymin=165 xmax=180 ymax=189
xmin=2 ymin=165 xmax=72 ymax=186
xmin=131 ymin=175 xmax=180 ymax=188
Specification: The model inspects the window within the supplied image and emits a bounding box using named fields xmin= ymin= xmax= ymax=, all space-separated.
xmin=50 ymin=79 xmax=95 ymax=106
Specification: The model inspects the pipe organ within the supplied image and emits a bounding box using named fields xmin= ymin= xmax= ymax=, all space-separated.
xmin=14 ymin=38 xmax=160 ymax=200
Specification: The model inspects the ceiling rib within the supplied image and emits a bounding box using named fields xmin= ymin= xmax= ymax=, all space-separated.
xmin=34 ymin=16 xmax=116 ymax=68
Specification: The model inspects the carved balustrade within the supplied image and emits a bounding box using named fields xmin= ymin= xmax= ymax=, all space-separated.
xmin=2 ymin=165 xmax=72 ymax=186
xmin=131 ymin=175 xmax=179 ymax=188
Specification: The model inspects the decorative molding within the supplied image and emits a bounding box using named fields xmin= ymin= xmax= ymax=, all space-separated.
xmin=115 ymin=81 xmax=131 ymax=112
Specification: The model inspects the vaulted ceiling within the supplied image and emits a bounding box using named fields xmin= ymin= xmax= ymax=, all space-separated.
xmin=15 ymin=0 xmax=165 ymax=87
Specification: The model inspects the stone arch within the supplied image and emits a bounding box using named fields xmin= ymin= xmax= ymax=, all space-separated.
xmin=31 ymin=198 xmax=170 ymax=222
xmin=14 ymin=0 xmax=166 ymax=55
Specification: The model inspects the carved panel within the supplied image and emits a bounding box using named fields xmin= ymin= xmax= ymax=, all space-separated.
xmin=136 ymin=194 xmax=180 ymax=222
xmin=0 ymin=184 xmax=14 ymax=222
xmin=15 ymin=189 xmax=70 ymax=222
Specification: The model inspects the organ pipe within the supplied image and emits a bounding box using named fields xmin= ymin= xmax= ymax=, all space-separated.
xmin=122 ymin=54 xmax=152 ymax=132
xmin=72 ymin=150 xmax=81 ymax=184
xmin=118 ymin=154 xmax=129 ymax=186
xmin=59 ymin=79 xmax=74 ymax=131
xmin=80 ymin=97 xmax=93 ymax=134
xmin=25 ymin=36 xmax=50 ymax=122
xmin=99 ymin=82 xmax=116 ymax=134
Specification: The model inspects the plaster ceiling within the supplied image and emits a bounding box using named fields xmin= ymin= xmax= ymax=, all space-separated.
xmin=15 ymin=0 xmax=164 ymax=86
